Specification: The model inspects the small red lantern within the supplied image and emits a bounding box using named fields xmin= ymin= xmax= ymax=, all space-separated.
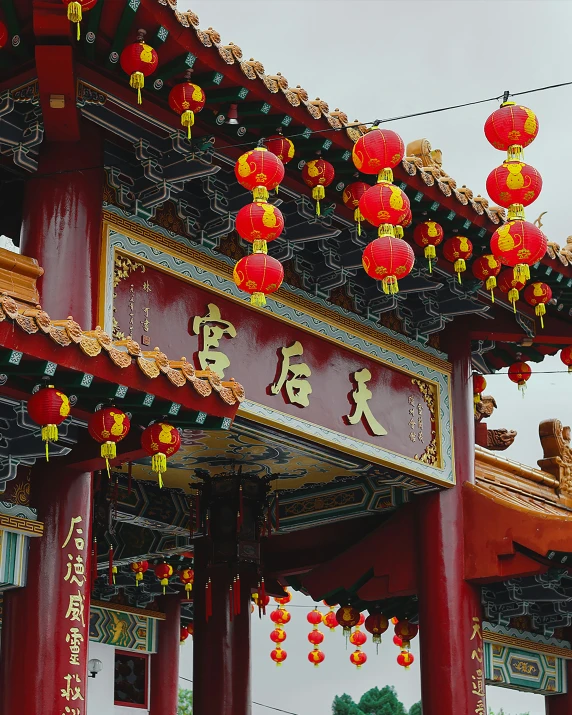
xmin=235 ymin=147 xmax=285 ymax=202
xmin=397 ymin=650 xmax=415 ymax=669
xmin=357 ymin=613 xmax=365 ymax=626
xmin=413 ymin=220 xmax=444 ymax=271
xmin=473 ymin=374 xmax=487 ymax=409
xmin=308 ymin=630 xmax=324 ymax=645
xmin=490 ymin=220 xmax=547 ymax=283
xmin=394 ymin=620 xmax=418 ymax=648
xmin=324 ymin=609 xmax=339 ymax=632
xmin=352 ymin=128 xmax=405 ymax=182
xmin=508 ymin=361 xmax=532 ymax=394
xmin=0 ymin=21 xmax=8 ymax=49
xmin=302 ymin=159 xmax=335 ymax=216
xmin=154 ymin=562 xmax=173 ymax=594
xmin=308 ymin=648 xmax=325 ymax=667
xmin=486 ymin=161 xmax=542 ymax=209
xmin=349 ymin=629 xmax=367 ymax=647
xmin=350 ymin=649 xmax=367 ymax=669
xmin=270 ymin=628 xmax=287 ymax=643
xmin=233 ymin=253 xmax=284 ymax=307
xmin=364 ymin=613 xmax=389 ymax=645
xmin=274 ymin=589 xmax=292 ymax=605
xmin=266 ymin=134 xmax=295 ymax=164
xmin=88 ymin=407 xmax=130 ymax=472
xmin=443 ymin=236 xmax=473 ymax=283
xmin=485 ymin=102 xmax=539 ymax=152
xmin=343 ymin=181 xmax=370 ymax=235
xmin=235 ymin=201 xmax=284 ymax=254
xmin=359 ymin=182 xmax=410 ymax=233
xmin=523 ymin=281 xmax=552 ymax=328
xmin=498 ymin=268 xmax=526 ymax=312
xmin=336 ymin=606 xmax=361 ymax=635
xmin=130 ymin=560 xmax=149 ymax=587
xmin=168 ymin=78 xmax=206 ymax=140
xmin=393 ymin=634 xmax=403 ymax=647
xmin=141 ymin=422 xmax=181 ymax=489
xmin=120 ymin=32 xmax=159 ymax=105
xmin=270 ymin=646 xmax=287 ymax=666
xmin=179 ymin=568 xmax=194 ymax=599
xmin=307 ymin=609 xmax=323 ymax=627
xmin=62 ymin=0 xmax=97 ymax=40
xmin=362 ymin=235 xmax=415 ymax=294
xmin=270 ymin=608 xmax=291 ymax=626
xmin=180 ymin=625 xmax=190 ymax=644
xmin=472 ymin=254 xmax=502 ymax=301
xmin=560 ymin=347 xmax=572 ymax=373
xmin=27 ymin=385 xmax=71 ymax=460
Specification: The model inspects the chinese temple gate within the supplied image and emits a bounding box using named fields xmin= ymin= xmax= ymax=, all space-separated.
xmin=0 ymin=2 xmax=571 ymax=715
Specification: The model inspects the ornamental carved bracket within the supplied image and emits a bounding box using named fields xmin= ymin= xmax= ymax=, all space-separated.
xmin=538 ymin=419 xmax=572 ymax=496
xmin=474 ymin=395 xmax=518 ymax=451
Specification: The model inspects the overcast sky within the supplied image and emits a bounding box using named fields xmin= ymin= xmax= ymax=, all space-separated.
xmin=179 ymin=1 xmax=572 ymax=713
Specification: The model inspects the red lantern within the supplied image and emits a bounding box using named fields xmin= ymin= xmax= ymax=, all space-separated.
xmin=0 ymin=21 xmax=8 ymax=49
xmin=88 ymin=407 xmax=130 ymax=471
xmin=308 ymin=630 xmax=324 ymax=645
xmin=394 ymin=620 xmax=418 ymax=648
xmin=233 ymin=253 xmax=284 ymax=307
xmin=154 ymin=562 xmax=173 ymax=594
xmin=443 ymin=236 xmax=473 ymax=283
xmin=130 ymin=560 xmax=149 ymax=587
xmin=235 ymin=202 xmax=284 ymax=254
xmin=270 ymin=628 xmax=287 ymax=643
xmin=485 ymin=102 xmax=539 ymax=152
xmin=343 ymin=181 xmax=370 ymax=235
xmin=349 ymin=629 xmax=367 ymax=647
xmin=486 ymin=161 xmax=542 ymax=209
xmin=270 ymin=646 xmax=287 ymax=666
xmin=393 ymin=634 xmax=403 ymax=647
xmin=473 ymin=374 xmax=487 ymax=409
xmin=235 ymin=147 xmax=285 ymax=201
xmin=141 ymin=422 xmax=181 ymax=489
xmin=498 ymin=268 xmax=526 ymax=312
xmin=270 ymin=608 xmax=291 ymax=626
xmin=352 ymin=128 xmax=405 ymax=182
xmin=397 ymin=650 xmax=415 ymax=669
xmin=266 ymin=134 xmax=295 ymax=164
xmin=120 ymin=34 xmax=159 ymax=105
xmin=180 ymin=625 xmax=189 ymax=644
xmin=324 ymin=609 xmax=339 ymax=632
xmin=349 ymin=649 xmax=367 ymax=668
xmin=307 ymin=609 xmax=323 ymax=626
xmin=359 ymin=183 xmax=410 ymax=233
xmin=357 ymin=613 xmax=365 ymax=626
xmin=179 ymin=568 xmax=194 ymax=599
xmin=508 ymin=361 xmax=532 ymax=394
xmin=364 ymin=613 xmax=389 ymax=645
xmin=27 ymin=385 xmax=71 ymax=460
xmin=336 ymin=606 xmax=361 ymax=635
xmin=168 ymin=80 xmax=206 ymax=140
xmin=62 ymin=0 xmax=97 ymax=40
xmin=523 ymin=281 xmax=552 ymax=328
xmin=413 ymin=220 xmax=444 ymax=271
xmin=490 ymin=220 xmax=547 ymax=283
xmin=302 ymin=159 xmax=335 ymax=216
xmin=560 ymin=347 xmax=572 ymax=373
xmin=274 ymin=589 xmax=292 ymax=605
xmin=308 ymin=648 xmax=325 ymax=667
xmin=362 ymin=235 xmax=415 ymax=294
xmin=472 ymin=254 xmax=502 ymax=301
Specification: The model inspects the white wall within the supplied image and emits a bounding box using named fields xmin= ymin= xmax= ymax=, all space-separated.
xmin=87 ymin=641 xmax=150 ymax=715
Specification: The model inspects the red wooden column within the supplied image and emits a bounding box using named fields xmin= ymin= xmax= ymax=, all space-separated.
xmin=416 ymin=330 xmax=487 ymax=715
xmin=149 ymin=596 xmax=181 ymax=715
xmin=545 ymin=658 xmax=572 ymax=713
xmin=0 ymin=468 xmax=93 ymax=715
xmin=19 ymin=122 xmax=104 ymax=328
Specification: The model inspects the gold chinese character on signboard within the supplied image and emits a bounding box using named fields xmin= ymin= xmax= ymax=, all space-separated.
xmin=270 ymin=341 xmax=312 ymax=407
xmin=471 ymin=616 xmax=483 ymax=642
xmin=62 ymin=516 xmax=84 ymax=551
xmin=64 ymin=554 xmax=85 ymax=588
xmin=475 ymin=700 xmax=486 ymax=715
xmin=60 ymin=673 xmax=84 ymax=701
xmin=471 ymin=646 xmax=483 ymax=664
xmin=346 ymin=369 xmax=387 ymax=436
xmin=66 ymin=628 xmax=84 ymax=667
xmin=192 ymin=303 xmax=237 ymax=378
xmin=471 ymin=670 xmax=485 ymax=697
xmin=65 ymin=592 xmax=85 ymax=627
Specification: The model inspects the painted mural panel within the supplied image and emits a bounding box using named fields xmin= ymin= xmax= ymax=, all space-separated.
xmin=89 ymin=605 xmax=157 ymax=654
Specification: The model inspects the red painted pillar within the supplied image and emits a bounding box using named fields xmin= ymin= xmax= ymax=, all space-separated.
xmin=0 ymin=467 xmax=93 ymax=715
xmin=19 ymin=122 xmax=104 ymax=328
xmin=545 ymin=658 xmax=572 ymax=713
xmin=149 ymin=596 xmax=181 ymax=715
xmin=416 ymin=331 xmax=486 ymax=715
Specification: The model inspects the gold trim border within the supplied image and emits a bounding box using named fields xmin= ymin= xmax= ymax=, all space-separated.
xmin=0 ymin=514 xmax=43 ymax=537
xmin=91 ymin=599 xmax=166 ymax=620
xmin=483 ymin=630 xmax=572 ymax=659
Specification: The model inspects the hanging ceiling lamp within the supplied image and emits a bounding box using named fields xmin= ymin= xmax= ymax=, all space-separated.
xmin=523 ymin=281 xmax=552 ymax=329
xmin=471 ymin=254 xmax=502 ymax=302
xmin=413 ymin=220 xmax=444 ymax=272
xmin=168 ymin=69 xmax=206 ymax=140
xmin=61 ymin=0 xmax=97 ymax=40
xmin=302 ymin=158 xmax=335 ymax=216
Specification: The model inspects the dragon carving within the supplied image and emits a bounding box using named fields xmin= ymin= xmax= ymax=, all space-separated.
xmin=474 ymin=395 xmax=518 ymax=451
xmin=537 ymin=419 xmax=572 ymax=496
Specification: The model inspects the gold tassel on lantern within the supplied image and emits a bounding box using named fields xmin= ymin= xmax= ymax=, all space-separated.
xmin=129 ymin=72 xmax=145 ymax=105
xmin=41 ymin=424 xmax=59 ymax=461
xmin=253 ymin=186 xmax=269 ymax=202
xmin=514 ymin=264 xmax=530 ymax=283
xmin=486 ymin=276 xmax=497 ymax=302
xmin=312 ymin=185 xmax=325 ymax=216
xmin=67 ymin=1 xmax=82 ymax=40
xmin=354 ymin=209 xmax=363 ymax=236
xmin=454 ymin=259 xmax=466 ymax=283
xmin=135 ymin=571 xmax=143 ymax=587
xmin=252 ymin=240 xmax=268 ymax=254
xmin=382 ymin=276 xmax=399 ymax=295
xmin=151 ymin=453 xmax=167 ymax=489
xmin=251 ymin=292 xmax=267 ymax=307
xmin=535 ymin=303 xmax=546 ymax=329
xmin=394 ymin=226 xmax=404 ymax=239
xmin=181 ymin=110 xmax=195 ymax=140
xmin=160 ymin=577 xmax=169 ymax=595
xmin=377 ymin=168 xmax=394 ymax=183
xmin=101 ymin=441 xmax=116 ymax=477
xmin=508 ymin=288 xmax=519 ymax=312
xmin=185 ymin=582 xmax=192 ymax=599
xmin=425 ymin=245 xmax=436 ymax=273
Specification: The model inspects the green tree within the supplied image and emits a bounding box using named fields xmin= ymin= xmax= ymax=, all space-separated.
xmin=409 ymin=702 xmax=422 ymax=715
xmin=178 ymin=688 xmax=193 ymax=715
xmin=357 ymin=686 xmax=406 ymax=715
xmin=332 ymin=693 xmax=363 ymax=715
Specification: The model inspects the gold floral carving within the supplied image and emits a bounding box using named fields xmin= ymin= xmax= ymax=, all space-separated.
xmin=411 ymin=378 xmax=438 ymax=466
xmin=113 ymin=255 xmax=145 ymax=288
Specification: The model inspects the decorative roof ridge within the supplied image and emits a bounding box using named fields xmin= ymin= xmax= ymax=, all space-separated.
xmin=0 ymin=295 xmax=244 ymax=406
xmin=482 ymin=621 xmax=571 ymax=649
xmin=475 ymin=445 xmax=557 ymax=487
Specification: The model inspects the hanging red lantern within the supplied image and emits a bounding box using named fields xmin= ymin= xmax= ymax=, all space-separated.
xmin=180 ymin=626 xmax=190 ymax=644
xmin=359 ymin=182 xmax=410 ymax=233
xmin=486 ymin=161 xmax=542 ymax=210
xmin=308 ymin=648 xmax=325 ymax=667
xmin=560 ymin=347 xmax=572 ymax=373
xmin=473 ymin=374 xmax=487 ymax=409
xmin=349 ymin=649 xmax=367 ymax=668
xmin=393 ymin=634 xmax=403 ymax=647
xmin=362 ymin=235 xmax=415 ymax=294
xmin=343 ymin=181 xmax=370 ymax=236
xmin=88 ymin=407 xmax=130 ymax=472
xmin=302 ymin=159 xmax=335 ymax=216
xmin=308 ymin=630 xmax=324 ymax=646
xmin=349 ymin=629 xmax=367 ymax=647
xmin=120 ymin=32 xmax=159 ymax=105
xmin=235 ymin=147 xmax=285 ymax=202
xmin=394 ymin=620 xmax=419 ymax=648
xmin=0 ymin=21 xmax=8 ymax=49
xmin=270 ymin=607 xmax=291 ymax=626
xmin=61 ymin=0 xmax=97 ymax=39
xmin=364 ymin=613 xmax=389 ymax=645
xmin=307 ymin=609 xmax=323 ymax=627
xmin=253 ymin=591 xmax=271 ymax=612
xmin=336 ymin=606 xmax=361 ymax=635
xmin=523 ymin=282 xmax=552 ymax=328
xmin=324 ymin=608 xmax=339 ymax=632
xmin=270 ymin=628 xmax=287 ymax=643
xmin=27 ymin=385 xmax=71 ymax=460
xmin=179 ymin=568 xmax=194 ymax=599
xmin=498 ymin=268 xmax=526 ymax=312
xmin=168 ymin=77 xmax=206 ymax=140
xmin=357 ymin=613 xmax=365 ymax=626
xmin=352 ymin=128 xmax=405 ymax=182
xmin=443 ymin=236 xmax=473 ymax=283
xmin=270 ymin=646 xmax=287 ymax=666
xmin=130 ymin=560 xmax=149 ymax=587
xmin=266 ymin=134 xmax=295 ymax=164
xmin=274 ymin=589 xmax=292 ymax=605
xmin=141 ymin=422 xmax=181 ymax=489
xmin=472 ymin=254 xmax=502 ymax=302
xmin=154 ymin=562 xmax=173 ymax=595
xmin=485 ymin=102 xmax=539 ymax=152
xmin=508 ymin=361 xmax=532 ymax=394
xmin=235 ymin=201 xmax=284 ymax=254
xmin=233 ymin=253 xmax=284 ymax=307
xmin=490 ymin=220 xmax=547 ymax=283
xmin=188 ymin=623 xmax=194 ymax=638
xmin=397 ymin=650 xmax=415 ymax=669
xmin=413 ymin=220 xmax=444 ymax=271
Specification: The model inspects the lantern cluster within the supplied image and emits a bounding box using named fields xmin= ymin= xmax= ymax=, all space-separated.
xmin=394 ymin=619 xmax=418 ymax=669
xmin=233 ymin=147 xmax=286 ymax=307
xmin=307 ymin=608 xmax=325 ymax=668
xmin=270 ymin=602 xmax=291 ymax=666
xmin=352 ymin=129 xmax=414 ymax=294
